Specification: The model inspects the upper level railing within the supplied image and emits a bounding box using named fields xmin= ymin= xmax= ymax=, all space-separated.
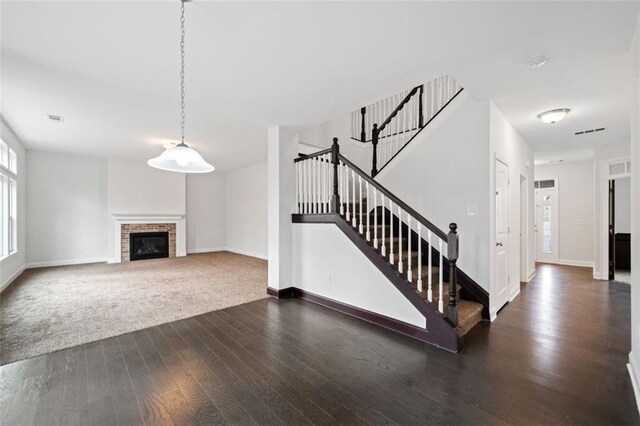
xmin=350 ymin=75 xmax=463 ymax=177
xmin=294 ymin=138 xmax=461 ymax=326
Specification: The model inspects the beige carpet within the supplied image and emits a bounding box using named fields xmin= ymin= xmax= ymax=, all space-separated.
xmin=0 ymin=252 xmax=268 ymax=365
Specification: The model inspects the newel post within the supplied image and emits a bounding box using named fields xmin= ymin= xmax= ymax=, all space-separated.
xmin=447 ymin=223 xmax=459 ymax=326
xmin=371 ymin=123 xmax=379 ymax=177
xmin=331 ymin=137 xmax=340 ymax=213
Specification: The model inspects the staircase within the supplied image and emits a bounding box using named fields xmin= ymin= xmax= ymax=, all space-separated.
xmin=288 ymin=77 xmax=487 ymax=352
xmin=291 ymin=139 xmax=488 ymax=352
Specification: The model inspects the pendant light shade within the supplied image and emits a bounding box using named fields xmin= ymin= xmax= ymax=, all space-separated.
xmin=147 ymin=0 xmax=215 ymax=174
xmin=147 ymin=143 xmax=215 ymax=173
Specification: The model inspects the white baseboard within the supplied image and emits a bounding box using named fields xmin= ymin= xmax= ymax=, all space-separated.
xmin=186 ymin=247 xmax=226 ymax=254
xmin=187 ymin=247 xmax=267 ymax=260
xmin=556 ymin=259 xmax=594 ymax=268
xmin=539 ymin=259 xmax=595 ymax=268
xmin=509 ymin=288 xmax=521 ymax=302
xmin=1 ymin=264 xmax=26 ymax=293
xmin=628 ymin=353 xmax=640 ymax=416
xmin=224 ymin=247 xmax=268 ymax=260
xmin=526 ymin=268 xmax=536 ymax=282
xmin=489 ymin=309 xmax=498 ymax=322
xmin=25 ymin=257 xmax=108 ymax=269
xmin=593 ymin=271 xmax=607 ymax=280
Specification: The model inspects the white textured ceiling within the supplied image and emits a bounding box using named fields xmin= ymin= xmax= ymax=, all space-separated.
xmin=1 ymin=1 xmax=638 ymax=170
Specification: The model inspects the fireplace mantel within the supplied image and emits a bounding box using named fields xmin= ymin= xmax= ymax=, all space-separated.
xmin=110 ymin=213 xmax=186 ymax=263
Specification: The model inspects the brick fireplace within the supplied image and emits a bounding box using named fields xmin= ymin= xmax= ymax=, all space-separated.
xmin=110 ymin=214 xmax=186 ymax=263
xmin=121 ymin=223 xmax=176 ymax=262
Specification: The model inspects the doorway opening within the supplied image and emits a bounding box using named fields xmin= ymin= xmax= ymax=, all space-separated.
xmin=608 ymin=176 xmax=631 ymax=283
xmin=534 ymin=178 xmax=558 ymax=264
xmin=520 ymin=174 xmax=528 ymax=283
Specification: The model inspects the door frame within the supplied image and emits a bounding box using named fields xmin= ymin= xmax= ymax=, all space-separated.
xmin=598 ymin=157 xmax=631 ymax=280
xmin=491 ymin=154 xmax=511 ymax=319
xmin=519 ymin=173 xmax=528 ymax=283
xmin=608 ymin=180 xmax=616 ymax=280
xmin=534 ymin=178 xmax=559 ymax=264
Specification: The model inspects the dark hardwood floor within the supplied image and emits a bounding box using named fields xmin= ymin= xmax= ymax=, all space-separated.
xmin=1 ymin=263 xmax=638 ymax=425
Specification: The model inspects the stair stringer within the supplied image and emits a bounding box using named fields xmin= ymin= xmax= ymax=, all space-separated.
xmin=292 ymin=213 xmax=462 ymax=352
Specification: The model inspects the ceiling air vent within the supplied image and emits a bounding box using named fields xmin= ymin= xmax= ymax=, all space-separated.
xmin=574 ymin=127 xmax=605 ymax=136
xmin=47 ymin=114 xmax=64 ymax=123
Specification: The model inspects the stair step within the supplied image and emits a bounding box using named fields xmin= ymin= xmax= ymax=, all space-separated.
xmin=448 ymin=300 xmax=484 ymax=336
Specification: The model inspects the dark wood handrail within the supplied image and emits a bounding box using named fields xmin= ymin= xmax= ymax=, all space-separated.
xmin=377 ymin=85 xmax=421 ymax=133
xmin=294 ymin=148 xmax=332 ymax=163
xmin=337 ymin=153 xmax=448 ymax=241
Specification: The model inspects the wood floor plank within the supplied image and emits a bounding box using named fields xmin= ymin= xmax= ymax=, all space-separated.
xmin=59 ymin=346 xmax=89 ymax=426
xmin=118 ymin=333 xmax=175 ymax=425
xmin=178 ymin=317 xmax=286 ymax=426
xmin=0 ymin=263 xmax=637 ymax=425
xmin=146 ymin=325 xmax=228 ymax=425
xmin=102 ymin=336 xmax=145 ymax=426
xmin=187 ymin=315 xmax=314 ymax=425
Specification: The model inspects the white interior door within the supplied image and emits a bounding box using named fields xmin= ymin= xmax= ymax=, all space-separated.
xmin=535 ymin=186 xmax=558 ymax=263
xmin=495 ymin=158 xmax=510 ymax=311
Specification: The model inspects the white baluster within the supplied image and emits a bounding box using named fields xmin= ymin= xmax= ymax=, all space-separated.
xmin=318 ymin=157 xmax=322 ymax=213
xmin=381 ymin=193 xmax=386 ymax=256
xmin=323 ymin=155 xmax=327 ymax=213
xmin=365 ymin=181 xmax=370 ymax=241
xmin=359 ymin=175 xmax=363 ymax=234
xmin=303 ymin=160 xmax=308 ymax=214
xmin=339 ymin=161 xmax=344 ymax=216
xmin=398 ymin=205 xmax=403 ymax=274
xmin=311 ymin=158 xmax=315 ymax=214
xmin=373 ymin=187 xmax=378 ymax=249
xmin=389 ymin=198 xmax=394 ymax=265
xmin=417 ymin=223 xmax=422 ymax=293
xmin=351 ymin=169 xmax=356 ymax=227
xmin=427 ymin=230 xmax=433 ymax=302
xmin=295 ymin=162 xmax=300 ymax=213
xmin=438 ymin=238 xmax=444 ymax=313
xmin=407 ymin=214 xmax=412 ymax=283
xmin=344 ymin=164 xmax=350 ymax=221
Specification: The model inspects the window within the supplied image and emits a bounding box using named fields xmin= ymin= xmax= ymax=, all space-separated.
xmin=0 ymin=138 xmax=18 ymax=258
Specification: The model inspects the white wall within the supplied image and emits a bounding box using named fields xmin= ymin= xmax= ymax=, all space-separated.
xmin=629 ymin=13 xmax=640 ymax=414
xmin=0 ymin=118 xmax=26 ymax=291
xmin=489 ymin=102 xmax=535 ymax=309
xmin=615 ymin=177 xmax=631 ymax=234
xmin=300 ymin=113 xmax=372 ymax=172
xmin=26 ymin=150 xmax=108 ymax=267
xmin=186 ymin=172 xmax=226 ymax=253
xmin=107 ymin=157 xmax=186 ymax=215
xmin=535 ymin=160 xmax=595 ymax=267
xmin=226 ymin=160 xmax=268 ymax=259
xmin=376 ymin=91 xmax=491 ymax=294
xmin=594 ymin=140 xmax=631 ymax=279
xmin=293 ymin=224 xmax=426 ymax=328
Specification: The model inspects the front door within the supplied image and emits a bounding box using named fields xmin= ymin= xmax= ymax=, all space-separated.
xmin=535 ymin=185 xmax=558 ymax=263
xmin=495 ymin=158 xmax=510 ymax=311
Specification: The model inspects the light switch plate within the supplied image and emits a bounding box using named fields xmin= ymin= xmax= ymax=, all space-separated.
xmin=467 ymin=206 xmax=477 ymax=216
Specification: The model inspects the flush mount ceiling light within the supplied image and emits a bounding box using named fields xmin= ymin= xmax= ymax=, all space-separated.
xmin=148 ymin=0 xmax=214 ymax=174
xmin=537 ymin=108 xmax=570 ymax=124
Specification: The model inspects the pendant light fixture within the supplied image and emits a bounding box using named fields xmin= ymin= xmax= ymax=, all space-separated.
xmin=148 ymin=0 xmax=215 ymax=173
